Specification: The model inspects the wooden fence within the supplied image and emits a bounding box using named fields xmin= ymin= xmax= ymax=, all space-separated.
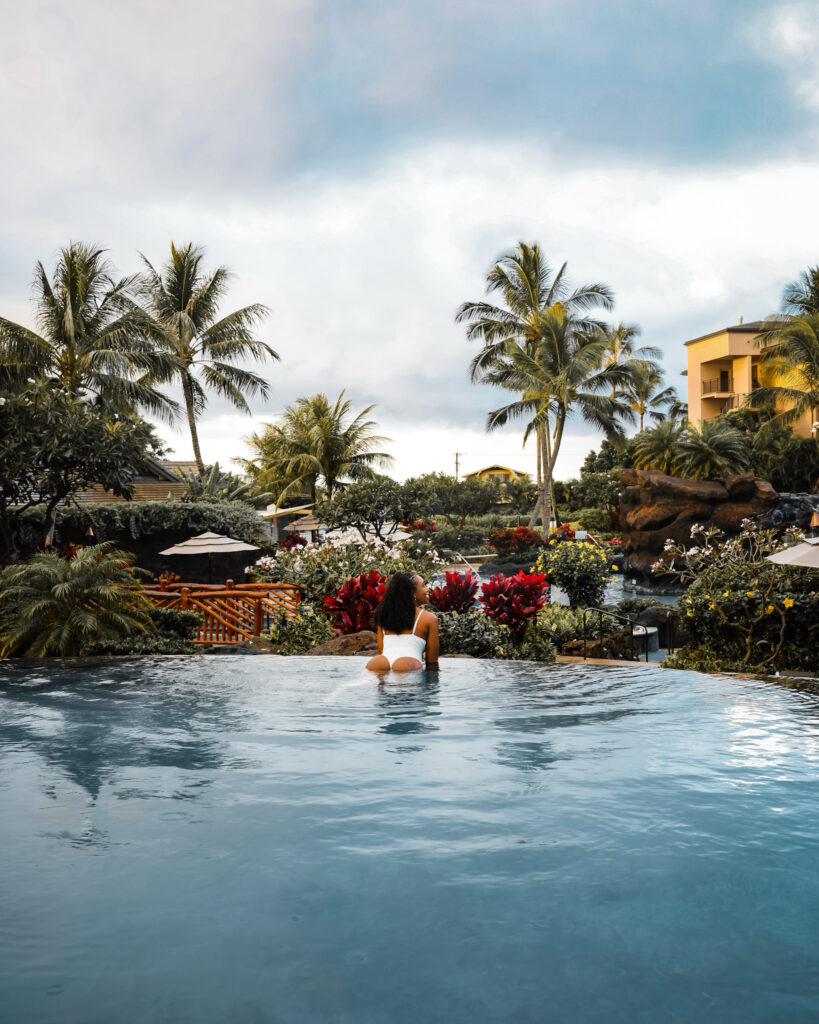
xmin=142 ymin=579 xmax=301 ymax=645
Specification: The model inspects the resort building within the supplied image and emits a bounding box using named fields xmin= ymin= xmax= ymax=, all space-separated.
xmin=684 ymin=320 xmax=814 ymax=437
xmin=464 ymin=465 xmax=526 ymax=483
xmin=71 ymin=457 xmax=185 ymax=503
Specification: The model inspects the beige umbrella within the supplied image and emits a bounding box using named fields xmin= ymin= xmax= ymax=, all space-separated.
xmin=767 ymin=540 xmax=819 ymax=569
xmin=160 ymin=531 xmax=260 ymax=583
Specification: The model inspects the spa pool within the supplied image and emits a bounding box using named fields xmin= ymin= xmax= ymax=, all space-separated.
xmin=2 ymin=657 xmax=819 ymax=1023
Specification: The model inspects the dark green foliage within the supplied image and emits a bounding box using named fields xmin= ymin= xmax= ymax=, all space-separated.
xmin=0 ymin=543 xmax=152 ymax=657
xmin=0 ymin=382 xmax=165 ymax=557
xmin=574 ymin=507 xmax=611 ymax=533
xmin=316 ymin=477 xmax=416 ymax=541
xmin=436 ymin=610 xmax=512 ymax=658
xmin=721 ymin=408 xmax=819 ymax=492
xmin=531 ymin=605 xmax=585 ymax=652
xmin=509 ymin=620 xmax=557 ymax=662
xmin=267 ymin=606 xmax=334 ymax=654
xmin=86 ymin=607 xmax=201 ymax=655
xmin=431 ymin=524 xmax=488 ymax=553
xmin=180 ymin=463 xmax=267 ymax=507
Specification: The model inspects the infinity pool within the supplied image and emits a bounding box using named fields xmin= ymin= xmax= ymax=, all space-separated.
xmin=2 ymin=657 xmax=819 ymax=1023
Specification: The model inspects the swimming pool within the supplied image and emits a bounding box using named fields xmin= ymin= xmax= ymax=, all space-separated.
xmin=2 ymin=657 xmax=818 ymax=1023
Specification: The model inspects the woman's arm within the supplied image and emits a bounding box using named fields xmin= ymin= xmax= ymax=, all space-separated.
xmin=377 ymin=626 xmax=384 ymax=654
xmin=425 ymin=614 xmax=439 ymax=671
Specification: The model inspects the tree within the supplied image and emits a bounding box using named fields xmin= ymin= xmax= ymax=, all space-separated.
xmin=632 ymin=420 xmax=686 ymax=475
xmin=0 ymin=543 xmax=152 ymax=657
xmin=674 ymin=420 xmax=750 ymax=480
xmin=0 ymin=242 xmax=178 ymax=419
xmin=599 ymin=322 xmax=662 ymax=392
xmin=627 ymin=364 xmax=679 ymax=431
xmin=0 ymin=382 xmax=164 ymax=557
xmin=782 ymin=265 xmax=819 ymax=316
xmin=315 ymin=478 xmax=415 ymax=541
xmin=139 ymin=243 xmax=277 ymax=475
xmin=749 ymin=313 xmax=819 ymax=437
xmin=243 ymin=392 xmax=392 ymax=502
xmin=456 ymin=241 xmax=613 ymax=499
xmin=401 ymin=473 xmax=499 ymax=522
xmin=476 ymin=305 xmax=634 ymax=534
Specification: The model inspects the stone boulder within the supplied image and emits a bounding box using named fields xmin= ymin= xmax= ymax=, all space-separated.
xmin=619 ymin=469 xmax=777 ymax=583
xmin=305 ymin=630 xmax=378 ymax=656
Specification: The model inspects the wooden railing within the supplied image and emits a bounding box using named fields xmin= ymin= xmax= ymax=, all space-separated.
xmin=142 ymin=579 xmax=301 ymax=645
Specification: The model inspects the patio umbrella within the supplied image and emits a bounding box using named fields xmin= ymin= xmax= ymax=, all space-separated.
xmin=159 ymin=532 xmax=260 ymax=584
xmin=766 ymin=539 xmax=819 ymax=569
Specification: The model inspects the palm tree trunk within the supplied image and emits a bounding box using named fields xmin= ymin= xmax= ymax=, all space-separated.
xmin=536 ymin=426 xmax=543 ymax=490
xmin=182 ymin=375 xmax=205 ymax=476
xmin=529 ymin=411 xmax=565 ymax=537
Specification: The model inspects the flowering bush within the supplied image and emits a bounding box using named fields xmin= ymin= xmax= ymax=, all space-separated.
xmin=656 ymin=522 xmax=819 ymax=671
xmin=402 ymin=518 xmax=437 ymax=533
xmin=427 ymin=570 xmax=479 ymax=613
xmin=248 ymin=540 xmax=441 ymax=604
xmin=551 ymin=523 xmax=576 ymax=542
xmin=535 ymin=540 xmax=615 ymax=608
xmin=436 ymin=610 xmax=511 ymax=658
xmin=487 ymin=526 xmax=544 ymax=557
xmin=279 ymin=533 xmax=307 ymax=550
xmin=479 ymin=570 xmax=549 ymax=640
xmin=322 ymin=570 xmax=387 ymax=634
xmin=156 ymin=569 xmax=181 ymax=585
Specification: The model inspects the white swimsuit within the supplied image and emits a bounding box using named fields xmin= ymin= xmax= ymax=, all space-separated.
xmin=381 ymin=610 xmax=426 ymax=667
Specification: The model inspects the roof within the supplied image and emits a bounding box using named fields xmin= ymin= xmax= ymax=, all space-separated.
xmin=261 ymin=503 xmax=314 ymax=521
xmin=287 ymin=514 xmax=324 ymax=532
xmin=464 ymin=465 xmax=522 ymax=478
xmin=160 ymin=531 xmax=260 ymax=556
xmin=683 ymin=321 xmax=767 ymax=347
xmin=161 ymin=460 xmax=199 ymax=478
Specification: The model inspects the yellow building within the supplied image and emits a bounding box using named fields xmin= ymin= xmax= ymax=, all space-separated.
xmin=684 ymin=320 xmax=814 ymax=437
xmin=464 ymin=465 xmax=525 ymax=483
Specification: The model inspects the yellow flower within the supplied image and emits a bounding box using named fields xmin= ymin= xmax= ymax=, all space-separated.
xmin=612 ymin=565 xmax=619 ymax=572
xmin=746 ymin=591 xmax=755 ymax=597
xmin=686 ymin=610 xmax=693 ymax=617
xmin=708 ymin=602 xmax=715 ymax=610
xmin=722 ymin=591 xmax=729 ymax=597
xmin=784 ymin=597 xmax=794 ymax=609
xmin=766 ymin=604 xmax=774 ymax=614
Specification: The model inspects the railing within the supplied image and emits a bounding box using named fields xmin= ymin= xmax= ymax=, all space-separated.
xmin=142 ymin=580 xmax=301 ymax=645
xmin=702 ymin=376 xmax=732 ymax=395
xmin=581 ymin=607 xmax=648 ymax=662
xmin=441 ymin=550 xmax=482 ymax=573
xmin=721 ymin=393 xmax=748 ymax=412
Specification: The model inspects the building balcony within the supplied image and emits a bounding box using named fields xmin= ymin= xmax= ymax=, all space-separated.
xmin=702 ymin=376 xmax=733 ymax=395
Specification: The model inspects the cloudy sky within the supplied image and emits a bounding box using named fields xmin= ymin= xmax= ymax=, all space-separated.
xmin=2 ymin=0 xmax=818 ymax=480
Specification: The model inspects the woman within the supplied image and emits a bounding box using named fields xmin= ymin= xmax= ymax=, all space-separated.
xmin=366 ymin=572 xmax=439 ymax=673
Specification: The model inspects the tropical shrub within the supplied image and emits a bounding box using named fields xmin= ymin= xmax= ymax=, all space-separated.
xmin=536 ymin=540 xmax=615 ymax=608
xmin=402 ymin=519 xmax=437 ymax=533
xmin=657 ymin=523 xmax=819 ymax=671
xmin=322 ymin=570 xmax=386 ymax=634
xmin=479 ymin=570 xmax=549 ymax=640
xmin=574 ymin=507 xmax=610 ymax=534
xmin=510 ymin=619 xmax=558 ymax=662
xmin=487 ymin=526 xmax=544 ymax=557
xmin=86 ymin=607 xmax=201 ymax=655
xmin=431 ymin=524 xmax=487 ymax=553
xmin=436 ymin=610 xmax=511 ymax=659
xmin=427 ymin=571 xmax=479 ymax=613
xmin=533 ymin=604 xmax=586 ymax=652
xmin=0 ymin=543 xmax=152 ymax=657
xmin=267 ymin=605 xmax=335 ymax=653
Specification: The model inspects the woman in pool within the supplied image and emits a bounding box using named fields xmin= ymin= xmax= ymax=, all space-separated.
xmin=366 ymin=572 xmax=439 ymax=673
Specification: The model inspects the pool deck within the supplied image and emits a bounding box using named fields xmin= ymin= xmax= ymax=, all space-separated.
xmin=556 ymin=655 xmax=662 ymax=668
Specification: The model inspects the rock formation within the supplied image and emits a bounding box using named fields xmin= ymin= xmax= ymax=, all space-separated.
xmin=618 ymin=469 xmax=777 ymax=583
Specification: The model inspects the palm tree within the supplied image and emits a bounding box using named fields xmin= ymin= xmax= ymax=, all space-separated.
xmin=627 ymin=364 xmax=679 ymax=431
xmin=749 ymin=313 xmax=819 ymax=435
xmin=243 ymin=392 xmax=392 ymax=502
xmin=0 ymin=242 xmax=178 ymax=418
xmin=0 ymin=543 xmax=152 ymax=657
xmin=179 ymin=462 xmax=270 ymax=508
xmin=674 ymin=420 xmax=750 ymax=480
xmin=782 ymin=266 xmax=819 ymax=316
xmin=600 ymin=322 xmax=662 ymax=388
xmin=456 ymin=242 xmax=614 ymax=491
xmin=479 ymin=305 xmax=634 ymax=532
xmin=632 ymin=420 xmax=685 ymax=474
xmin=139 ymin=243 xmax=277 ymax=475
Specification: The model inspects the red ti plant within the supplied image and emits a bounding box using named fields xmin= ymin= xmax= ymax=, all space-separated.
xmin=280 ymin=533 xmax=308 ymax=550
xmin=322 ymin=570 xmax=387 ymax=635
xmin=479 ymin=570 xmax=549 ymax=640
xmin=427 ymin=570 xmax=479 ymax=613
xmin=487 ymin=526 xmax=544 ymax=556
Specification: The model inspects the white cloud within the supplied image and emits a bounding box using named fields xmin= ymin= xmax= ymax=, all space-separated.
xmin=751 ymin=2 xmax=819 ymax=110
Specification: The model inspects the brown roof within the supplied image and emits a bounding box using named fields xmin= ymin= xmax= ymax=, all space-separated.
xmin=287 ymin=514 xmax=323 ymax=532
xmin=684 ymin=321 xmax=767 ymax=346
xmin=71 ymin=482 xmax=186 ymax=503
xmin=162 ymin=460 xmax=200 ymax=477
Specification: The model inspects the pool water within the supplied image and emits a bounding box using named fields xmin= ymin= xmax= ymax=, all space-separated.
xmin=2 ymin=657 xmax=819 ymax=1023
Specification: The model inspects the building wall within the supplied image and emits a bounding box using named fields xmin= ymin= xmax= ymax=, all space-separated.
xmin=686 ymin=329 xmax=814 ymax=438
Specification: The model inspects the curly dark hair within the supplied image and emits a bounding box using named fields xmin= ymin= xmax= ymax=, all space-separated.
xmin=373 ymin=572 xmax=419 ymax=634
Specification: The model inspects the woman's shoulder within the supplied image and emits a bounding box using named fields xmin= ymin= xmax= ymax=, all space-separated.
xmin=420 ymin=608 xmax=438 ymax=623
